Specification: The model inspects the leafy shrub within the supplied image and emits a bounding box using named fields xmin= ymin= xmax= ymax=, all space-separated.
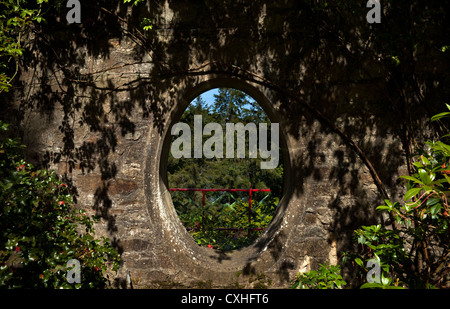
xmin=291 ymin=263 xmax=347 ymax=289
xmin=350 ymin=107 xmax=450 ymax=289
xmin=0 ymin=121 xmax=120 ymax=288
xmin=173 ymin=190 xmax=278 ymax=251
xmin=0 ymin=0 xmax=49 ymax=93
xmin=170 ymin=166 xmax=281 ymax=251
xmin=353 ymin=140 xmax=450 ymax=288
xmin=302 ymin=107 xmax=450 ymax=289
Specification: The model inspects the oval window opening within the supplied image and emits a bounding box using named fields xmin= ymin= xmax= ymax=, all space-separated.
xmin=167 ymin=88 xmax=284 ymax=251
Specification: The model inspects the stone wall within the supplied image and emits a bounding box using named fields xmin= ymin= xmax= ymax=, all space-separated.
xmin=2 ymin=1 xmax=448 ymax=288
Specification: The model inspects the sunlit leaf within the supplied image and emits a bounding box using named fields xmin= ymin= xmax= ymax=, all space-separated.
xmin=404 ymin=187 xmax=422 ymax=201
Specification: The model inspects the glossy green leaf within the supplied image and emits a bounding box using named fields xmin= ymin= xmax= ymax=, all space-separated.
xmin=355 ymin=258 xmax=364 ymax=267
xmin=400 ymin=175 xmax=423 ymax=185
xmin=404 ymin=187 xmax=422 ymax=201
xmin=418 ymin=169 xmax=432 ymax=185
xmin=431 ymin=112 xmax=450 ymax=122
xmin=426 ymin=197 xmax=441 ymax=206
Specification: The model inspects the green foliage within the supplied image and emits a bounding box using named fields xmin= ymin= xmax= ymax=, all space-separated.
xmin=168 ymin=89 xmax=283 ymax=190
xmin=357 ymin=254 xmax=403 ymax=290
xmin=0 ymin=121 xmax=120 ymax=288
xmin=168 ymin=89 xmax=283 ymax=251
xmin=173 ymin=190 xmax=278 ymax=251
xmin=123 ymin=0 xmax=152 ymax=32
xmin=360 ymin=275 xmax=403 ymax=289
xmin=351 ymin=107 xmax=450 ymax=289
xmin=430 ymin=103 xmax=450 ymax=123
xmin=123 ymin=0 xmax=144 ymax=6
xmin=211 ymin=88 xmax=262 ymax=124
xmin=291 ymin=264 xmax=347 ymax=289
xmin=0 ymin=0 xmax=49 ymax=92
xmin=140 ymin=17 xmax=152 ymax=31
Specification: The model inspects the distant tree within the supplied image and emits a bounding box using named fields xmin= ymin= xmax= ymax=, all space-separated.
xmin=168 ymin=88 xmax=283 ymax=191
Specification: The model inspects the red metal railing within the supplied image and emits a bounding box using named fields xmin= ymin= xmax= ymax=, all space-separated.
xmin=169 ymin=188 xmax=271 ymax=237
